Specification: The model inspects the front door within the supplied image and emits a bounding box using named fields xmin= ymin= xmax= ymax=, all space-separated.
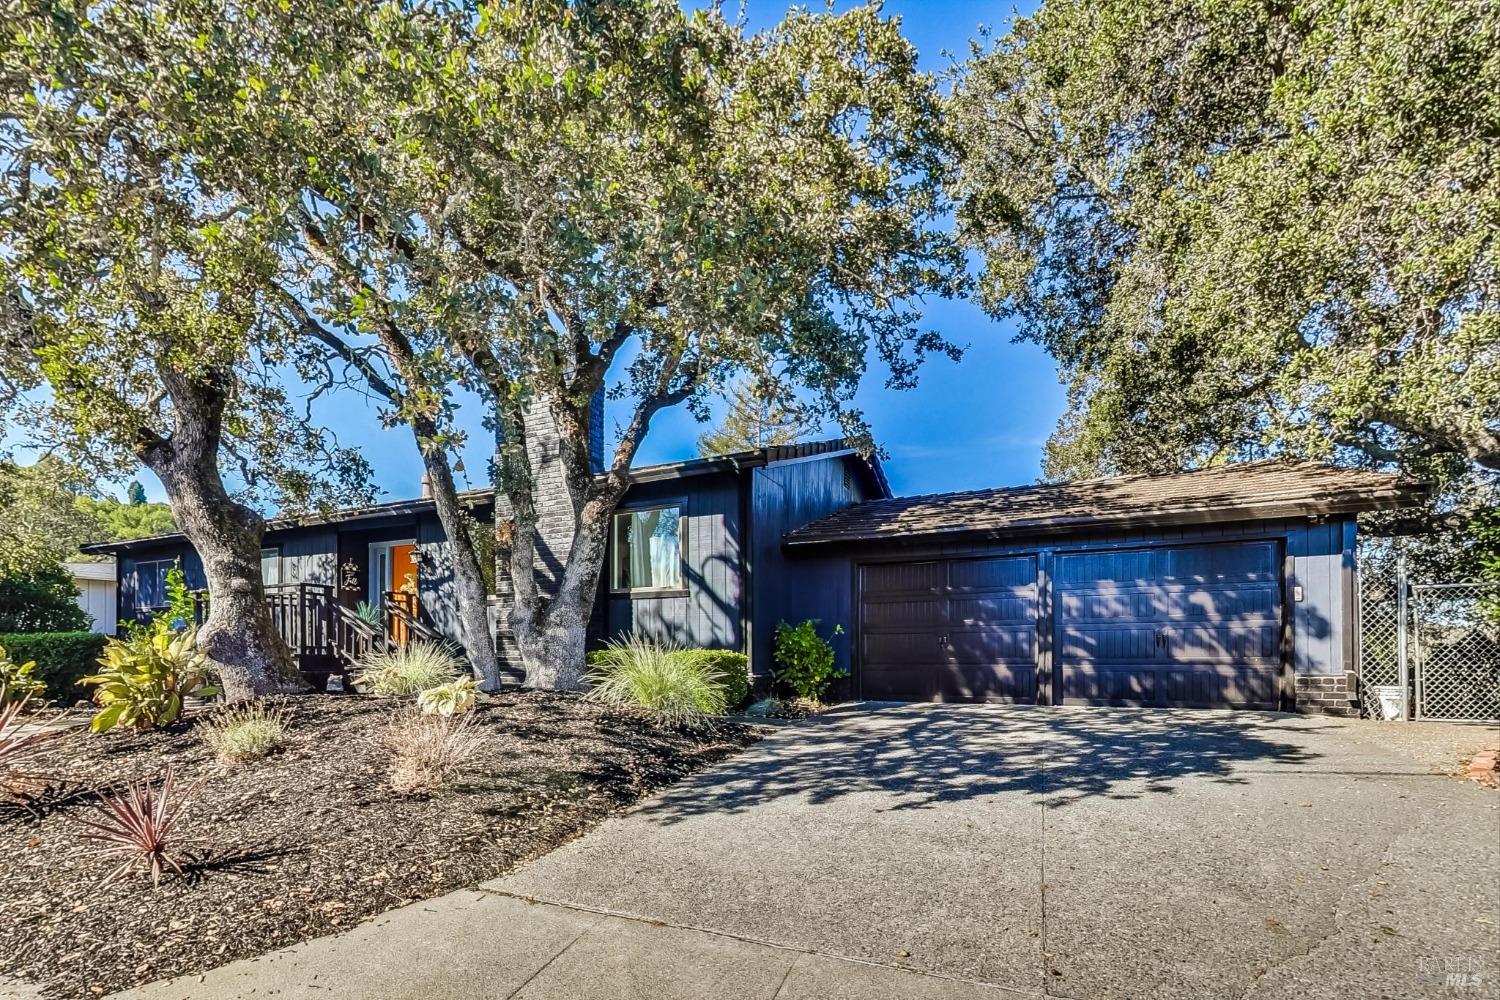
xmin=369 ymin=540 xmax=419 ymax=643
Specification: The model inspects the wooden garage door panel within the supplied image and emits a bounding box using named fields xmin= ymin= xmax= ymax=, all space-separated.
xmin=859 ymin=555 xmax=1038 ymax=703
xmin=862 ymin=662 xmax=939 ymax=701
xmin=1055 ymin=541 xmax=1283 ymax=710
xmin=935 ymin=661 xmax=1037 ymax=703
xmin=862 ymin=561 xmax=943 ymax=596
xmin=1060 ymin=584 xmax=1277 ymax=623
xmin=861 ymin=598 xmax=945 ymax=630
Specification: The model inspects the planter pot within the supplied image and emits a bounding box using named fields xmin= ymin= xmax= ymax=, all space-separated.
xmin=1371 ymin=684 xmax=1406 ymax=721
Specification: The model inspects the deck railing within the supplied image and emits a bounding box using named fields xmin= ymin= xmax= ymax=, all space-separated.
xmin=172 ymin=583 xmax=447 ymax=679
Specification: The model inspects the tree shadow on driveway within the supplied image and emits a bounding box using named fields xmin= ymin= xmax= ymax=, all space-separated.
xmin=635 ymin=705 xmax=1333 ymax=823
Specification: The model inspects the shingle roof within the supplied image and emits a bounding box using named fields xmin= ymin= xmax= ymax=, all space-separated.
xmin=782 ymin=461 xmax=1428 ymax=548
xmin=80 ymin=439 xmax=887 ymax=554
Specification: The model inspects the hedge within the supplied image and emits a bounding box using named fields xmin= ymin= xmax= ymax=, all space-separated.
xmin=587 ymin=644 xmax=751 ymax=711
xmin=670 ymin=649 xmax=750 ymax=710
xmin=0 ymin=631 xmax=107 ymax=703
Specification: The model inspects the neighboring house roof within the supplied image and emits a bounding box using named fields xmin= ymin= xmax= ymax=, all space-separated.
xmin=65 ymin=560 xmax=117 ymax=581
xmin=783 ymin=461 xmax=1429 ymax=548
xmin=81 ymin=439 xmax=887 ymax=555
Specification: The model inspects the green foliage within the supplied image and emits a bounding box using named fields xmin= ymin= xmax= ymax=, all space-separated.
xmin=669 ymin=650 xmax=751 ymax=711
xmin=352 ymin=601 xmax=384 ymax=628
xmin=355 ymin=641 xmax=464 ymax=698
xmin=158 ymin=566 xmax=197 ymax=635
xmin=0 ymin=632 xmax=107 ymax=702
xmin=81 ymin=631 xmax=219 ymax=733
xmin=126 ymin=481 xmax=147 ymax=506
xmin=0 ymin=644 xmax=44 ymax=707
xmin=698 ymin=379 xmax=817 ymax=458
xmin=0 ymin=566 xmax=90 ymax=634
xmin=772 ymin=620 xmax=846 ymax=704
xmin=586 ymin=636 xmax=728 ymax=724
xmin=416 ymin=677 xmax=479 ymax=717
xmin=75 ymin=496 xmax=176 ymax=542
xmin=200 ymin=701 xmax=289 ymax=763
xmin=952 ymin=0 xmax=1499 ymax=487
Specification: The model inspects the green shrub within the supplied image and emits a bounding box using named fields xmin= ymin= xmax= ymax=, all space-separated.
xmin=0 ymin=631 xmax=106 ymax=702
xmin=0 ymin=567 xmax=90 ymax=633
xmin=81 ymin=630 xmax=219 ymax=733
xmin=590 ymin=644 xmax=750 ymax=710
xmin=355 ymin=641 xmax=464 ymax=697
xmin=586 ymin=636 xmax=727 ymax=724
xmin=200 ymin=701 xmax=289 ymax=763
xmin=0 ymin=643 xmax=45 ymax=706
xmin=671 ymin=649 xmax=750 ymax=710
xmin=772 ymin=619 xmax=846 ymax=704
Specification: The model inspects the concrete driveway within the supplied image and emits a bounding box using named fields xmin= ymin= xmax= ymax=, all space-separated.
xmin=121 ymin=706 xmax=1499 ymax=1000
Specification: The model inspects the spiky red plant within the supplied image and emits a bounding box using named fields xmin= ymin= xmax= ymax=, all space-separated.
xmin=0 ymin=690 xmax=63 ymax=793
xmin=79 ymin=771 xmax=192 ymax=886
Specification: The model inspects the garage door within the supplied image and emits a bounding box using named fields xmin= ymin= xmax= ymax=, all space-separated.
xmin=859 ymin=555 xmax=1038 ymax=702
xmin=1054 ymin=541 xmax=1283 ymax=709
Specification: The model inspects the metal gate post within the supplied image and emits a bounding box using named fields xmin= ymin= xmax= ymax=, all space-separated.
xmin=1396 ymin=551 xmax=1409 ymax=722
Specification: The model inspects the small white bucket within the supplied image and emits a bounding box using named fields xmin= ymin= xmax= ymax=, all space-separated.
xmin=1372 ymin=685 xmax=1405 ymax=721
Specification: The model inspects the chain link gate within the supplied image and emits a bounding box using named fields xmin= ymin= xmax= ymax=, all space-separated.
xmin=1358 ymin=555 xmax=1500 ymax=722
xmin=1413 ymin=583 xmax=1500 ymax=722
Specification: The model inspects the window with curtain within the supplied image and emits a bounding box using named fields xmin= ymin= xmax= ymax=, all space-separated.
xmin=610 ymin=506 xmax=683 ymax=593
xmin=260 ymin=548 xmax=281 ymax=586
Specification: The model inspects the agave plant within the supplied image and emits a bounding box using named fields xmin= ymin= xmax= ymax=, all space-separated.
xmin=353 ymin=600 xmax=383 ymax=628
xmin=81 ymin=630 xmax=219 ymax=733
xmin=78 ymin=771 xmax=192 ymax=886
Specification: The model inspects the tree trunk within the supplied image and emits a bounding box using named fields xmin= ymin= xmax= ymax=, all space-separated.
xmin=412 ymin=437 xmax=503 ymax=689
xmin=137 ymin=367 xmax=304 ymax=700
xmin=510 ymin=504 xmax=613 ymax=691
xmin=495 ymin=388 xmax=618 ymax=692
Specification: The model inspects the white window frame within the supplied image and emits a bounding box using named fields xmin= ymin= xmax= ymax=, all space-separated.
xmin=368 ymin=538 xmax=417 ymax=609
xmin=260 ymin=547 xmax=282 ymax=587
xmin=609 ymin=504 xmax=686 ymax=596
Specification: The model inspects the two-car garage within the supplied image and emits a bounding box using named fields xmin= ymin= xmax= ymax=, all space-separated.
xmin=783 ymin=462 xmax=1425 ymax=714
xmin=859 ymin=540 xmax=1283 ymax=710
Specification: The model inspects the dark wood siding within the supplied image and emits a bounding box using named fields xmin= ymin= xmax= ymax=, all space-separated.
xmin=602 ymin=472 xmax=743 ymax=650
xmin=750 ymin=454 xmax=877 ymax=683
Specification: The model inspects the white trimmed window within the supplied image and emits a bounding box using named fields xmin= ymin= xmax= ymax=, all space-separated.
xmin=609 ymin=506 xmax=684 ymax=593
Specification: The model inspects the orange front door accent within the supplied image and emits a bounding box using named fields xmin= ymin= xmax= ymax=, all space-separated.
xmin=390 ymin=544 xmax=419 ymax=644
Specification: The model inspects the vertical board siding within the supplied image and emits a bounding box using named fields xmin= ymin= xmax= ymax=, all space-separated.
xmin=276 ymin=528 xmax=337 ymax=587
xmin=417 ymin=512 xmax=464 ymax=644
xmin=602 ymin=472 xmax=743 ymax=650
xmin=750 ymin=454 xmax=875 ymax=682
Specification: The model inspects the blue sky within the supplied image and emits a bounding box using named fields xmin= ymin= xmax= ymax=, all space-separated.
xmin=314 ymin=1 xmax=1061 ymax=505
xmin=24 ymin=1 xmax=1060 ymax=507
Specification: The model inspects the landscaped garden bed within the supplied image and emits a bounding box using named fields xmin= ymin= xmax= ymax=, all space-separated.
xmin=0 ymin=692 xmax=763 ymax=999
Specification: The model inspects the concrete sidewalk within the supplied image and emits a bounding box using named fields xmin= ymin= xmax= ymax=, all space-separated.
xmin=116 ymin=888 xmax=1012 ymax=1000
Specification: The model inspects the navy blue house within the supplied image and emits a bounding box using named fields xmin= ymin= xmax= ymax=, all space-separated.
xmin=85 ymin=443 xmax=1422 ymax=714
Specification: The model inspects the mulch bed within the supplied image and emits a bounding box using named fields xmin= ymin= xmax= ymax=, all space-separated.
xmin=0 ymin=692 xmax=763 ymax=999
